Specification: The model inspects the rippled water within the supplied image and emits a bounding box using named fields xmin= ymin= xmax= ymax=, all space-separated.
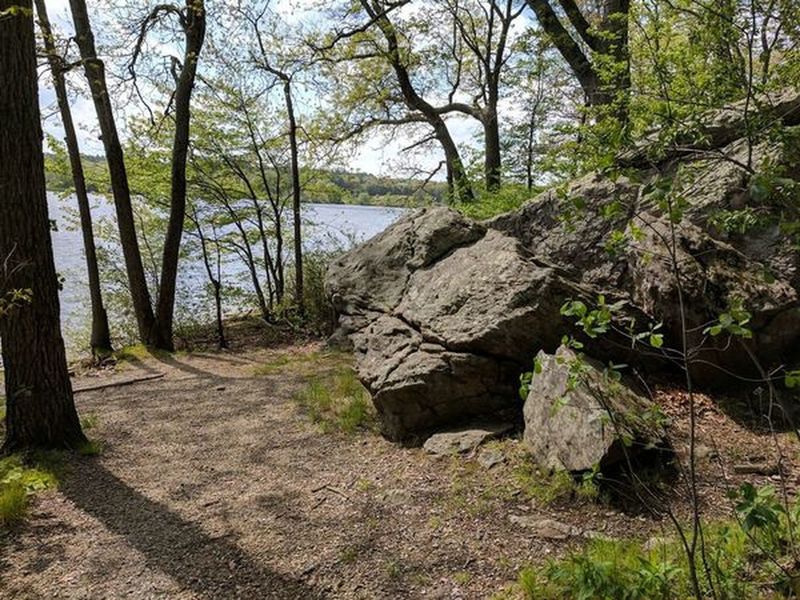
xmin=49 ymin=193 xmax=406 ymax=348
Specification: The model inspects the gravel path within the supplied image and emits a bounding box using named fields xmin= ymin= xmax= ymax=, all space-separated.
xmin=0 ymin=343 xmax=794 ymax=599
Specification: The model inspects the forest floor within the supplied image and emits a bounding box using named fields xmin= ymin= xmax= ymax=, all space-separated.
xmin=1 ymin=325 xmax=797 ymax=599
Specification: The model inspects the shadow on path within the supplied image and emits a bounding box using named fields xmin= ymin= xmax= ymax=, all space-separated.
xmin=153 ymin=354 xmax=236 ymax=381
xmin=61 ymin=460 xmax=322 ymax=599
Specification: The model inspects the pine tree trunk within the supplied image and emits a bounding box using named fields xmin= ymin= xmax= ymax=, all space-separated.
xmin=35 ymin=0 xmax=112 ymax=357
xmin=0 ymin=0 xmax=87 ymax=452
xmin=68 ymin=0 xmax=157 ymax=345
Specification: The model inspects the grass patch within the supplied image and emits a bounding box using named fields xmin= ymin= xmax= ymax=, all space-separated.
xmin=80 ymin=414 xmax=99 ymax=431
xmin=252 ymin=349 xmax=351 ymax=378
xmin=77 ymin=440 xmax=103 ymax=456
xmin=252 ymin=354 xmax=292 ymax=375
xmin=513 ymin=461 xmax=577 ymax=505
xmin=339 ymin=545 xmax=359 ymax=564
xmin=0 ymin=453 xmax=60 ymax=528
xmin=293 ymin=367 xmax=376 ymax=434
xmin=114 ymin=344 xmax=174 ymax=364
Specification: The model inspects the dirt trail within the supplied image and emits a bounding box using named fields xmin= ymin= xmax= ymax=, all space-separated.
xmin=0 ymin=343 xmax=794 ymax=599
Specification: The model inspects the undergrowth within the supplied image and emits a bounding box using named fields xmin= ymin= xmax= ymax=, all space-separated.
xmin=0 ymin=453 xmax=61 ymax=528
xmin=293 ymin=366 xmax=376 ymax=434
xmin=504 ymin=483 xmax=800 ymax=599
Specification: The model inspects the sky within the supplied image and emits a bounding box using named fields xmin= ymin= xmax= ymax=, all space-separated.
xmin=37 ymin=0 xmax=482 ymax=179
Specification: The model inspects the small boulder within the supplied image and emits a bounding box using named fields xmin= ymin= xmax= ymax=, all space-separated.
xmin=423 ymin=422 xmax=512 ymax=456
xmin=477 ymin=449 xmax=506 ymax=469
xmin=523 ymin=346 xmax=668 ymax=473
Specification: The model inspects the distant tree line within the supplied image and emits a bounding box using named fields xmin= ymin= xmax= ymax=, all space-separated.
xmin=44 ymin=155 xmax=448 ymax=207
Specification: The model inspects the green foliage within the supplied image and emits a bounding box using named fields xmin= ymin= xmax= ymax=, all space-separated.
xmin=293 ymin=367 xmax=376 ymax=434
xmin=708 ymin=208 xmax=763 ymax=235
xmin=77 ymin=440 xmax=103 ymax=457
xmin=704 ymin=298 xmax=753 ymax=339
xmin=733 ymin=483 xmax=784 ymax=533
xmin=561 ymin=295 xmax=626 ymax=339
xmin=0 ymin=454 xmax=59 ymax=528
xmin=0 ymin=288 xmax=32 ymax=320
xmin=785 ymin=369 xmax=800 ymax=389
xmin=512 ymin=483 xmax=800 ymax=599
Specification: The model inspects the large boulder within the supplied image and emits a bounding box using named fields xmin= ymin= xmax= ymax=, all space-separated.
xmin=335 ymin=223 xmax=588 ymax=441
xmin=523 ymin=346 xmax=667 ymax=472
xmin=326 ymin=118 xmax=800 ymax=442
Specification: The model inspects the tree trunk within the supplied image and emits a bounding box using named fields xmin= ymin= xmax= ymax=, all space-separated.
xmin=35 ymin=0 xmax=112 ymax=357
xmin=597 ymin=0 xmax=631 ymax=124
xmin=192 ymin=209 xmax=226 ymax=349
xmin=483 ymin=106 xmax=502 ymax=191
xmin=154 ymin=0 xmax=206 ymax=351
xmin=526 ymin=0 xmax=630 ymax=123
xmin=68 ymin=0 xmax=157 ymax=345
xmin=0 ymin=0 xmax=87 ymax=452
xmin=526 ymin=108 xmax=536 ymax=192
xmin=283 ymin=79 xmax=304 ymax=316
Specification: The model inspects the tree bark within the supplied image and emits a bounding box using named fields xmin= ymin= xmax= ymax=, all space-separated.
xmin=68 ymin=0 xmax=157 ymax=344
xmin=0 ymin=0 xmax=87 ymax=452
xmin=154 ymin=0 xmax=206 ymax=351
xmin=35 ymin=0 xmax=112 ymax=357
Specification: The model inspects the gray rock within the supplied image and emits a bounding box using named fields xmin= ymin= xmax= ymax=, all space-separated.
xmin=508 ymin=515 xmax=579 ymax=540
xmin=523 ymin=346 xmax=667 ymax=472
xmin=477 ymin=449 xmax=505 ymax=469
xmin=733 ymin=462 xmax=780 ymax=475
xmin=423 ymin=423 xmax=511 ymax=456
xmin=341 ymin=228 xmax=580 ymax=441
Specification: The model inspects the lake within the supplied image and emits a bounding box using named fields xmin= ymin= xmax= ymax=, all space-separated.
xmin=49 ymin=193 xmax=405 ymax=350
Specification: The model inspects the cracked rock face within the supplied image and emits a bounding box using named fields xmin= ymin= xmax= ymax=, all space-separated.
xmin=326 ymin=128 xmax=800 ymax=442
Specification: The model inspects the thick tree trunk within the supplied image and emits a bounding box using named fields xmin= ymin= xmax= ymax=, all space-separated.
xmin=154 ymin=0 xmax=206 ymax=351
xmin=35 ymin=0 xmax=112 ymax=357
xmin=68 ymin=0 xmax=157 ymax=345
xmin=284 ymin=79 xmax=304 ymax=316
xmin=0 ymin=0 xmax=87 ymax=452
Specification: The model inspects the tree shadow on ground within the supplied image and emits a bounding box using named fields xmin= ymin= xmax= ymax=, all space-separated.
xmin=60 ymin=459 xmax=322 ymax=599
xmin=153 ymin=354 xmax=237 ymax=381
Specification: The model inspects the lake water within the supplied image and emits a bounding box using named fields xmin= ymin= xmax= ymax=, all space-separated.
xmin=49 ymin=193 xmax=405 ymax=349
